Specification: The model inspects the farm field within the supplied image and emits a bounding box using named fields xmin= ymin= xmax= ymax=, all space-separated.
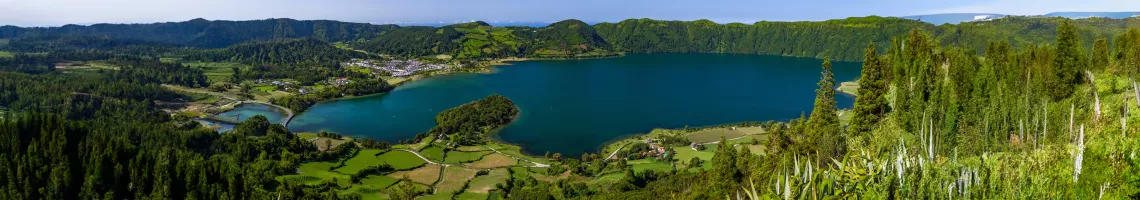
xmin=436 ymin=167 xmax=479 ymax=194
xmin=386 ymin=164 xmax=442 ymax=185
xmin=276 ymin=140 xmax=556 ymax=199
xmin=465 ymin=168 xmax=509 ymax=193
xmin=333 ymin=149 xmax=386 ymax=174
xmin=377 ymin=150 xmax=426 ymax=170
xmin=466 ymin=153 xmax=517 ymax=168
xmin=444 ymin=150 xmax=492 ymax=164
xmin=419 ymin=146 xmax=445 ymax=161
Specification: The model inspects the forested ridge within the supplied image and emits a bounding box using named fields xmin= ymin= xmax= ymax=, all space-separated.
xmin=4 ymin=16 xmax=1138 ymax=61
xmin=0 ymin=18 xmax=398 ymax=48
xmin=4 ymin=15 xmax=1140 ymax=199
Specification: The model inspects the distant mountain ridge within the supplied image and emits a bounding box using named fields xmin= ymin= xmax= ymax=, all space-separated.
xmin=903 ymin=11 xmax=1139 ymax=25
xmin=2 ymin=16 xmax=1139 ymax=62
xmin=0 ymin=18 xmax=399 ymax=48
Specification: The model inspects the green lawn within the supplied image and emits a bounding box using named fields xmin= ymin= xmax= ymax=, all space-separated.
xmin=183 ymin=62 xmax=246 ymax=83
xmin=289 ymin=161 xmax=352 ymax=186
xmin=466 ymin=169 xmax=508 ymax=193
xmin=486 ymin=143 xmax=550 ymax=164
xmin=296 ymin=132 xmax=318 ymax=141
xmin=334 ymin=149 xmax=387 ymax=174
xmin=419 ymin=193 xmax=454 ymax=200
xmin=437 ymin=167 xmax=479 ymax=194
xmin=673 ymin=145 xmax=716 ymax=163
xmin=339 ymin=185 xmax=387 ymax=200
xmin=377 ymin=151 xmax=427 ymax=170
xmin=359 ymin=175 xmax=400 ymax=189
xmin=420 ymin=146 xmax=445 ymax=161
xmin=0 ymin=51 xmax=12 ymax=58
xmin=444 ymin=151 xmax=492 ymax=164
xmin=630 ymin=161 xmax=674 ymax=172
xmin=588 ymin=172 xmax=625 ymax=186
xmin=686 ymin=128 xmax=746 ymax=143
xmin=254 ymin=85 xmax=276 ymax=92
xmin=838 ymin=81 xmax=859 ymax=95
xmin=456 ymin=192 xmax=489 ymax=200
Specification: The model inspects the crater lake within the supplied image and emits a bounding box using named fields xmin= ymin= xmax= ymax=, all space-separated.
xmin=287 ymin=54 xmax=862 ymax=156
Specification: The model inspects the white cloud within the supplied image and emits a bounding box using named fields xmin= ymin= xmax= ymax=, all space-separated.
xmin=926 ymin=0 xmax=1140 ymax=15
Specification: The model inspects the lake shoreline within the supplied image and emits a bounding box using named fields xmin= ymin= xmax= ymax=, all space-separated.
xmin=290 ymin=53 xmax=862 ymax=156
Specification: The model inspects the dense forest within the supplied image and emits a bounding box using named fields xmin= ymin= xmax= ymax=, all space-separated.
xmin=3 ymin=15 xmax=1140 ymax=199
xmin=587 ymin=22 xmax=1140 ymax=199
xmin=5 ymin=16 xmax=1135 ymax=62
xmin=0 ymin=18 xmax=399 ymax=48
xmin=423 ymin=94 xmax=519 ymax=145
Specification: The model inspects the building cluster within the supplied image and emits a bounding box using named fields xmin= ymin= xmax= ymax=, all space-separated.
xmin=641 ymin=138 xmax=670 ymax=159
xmin=344 ymin=59 xmax=450 ymax=77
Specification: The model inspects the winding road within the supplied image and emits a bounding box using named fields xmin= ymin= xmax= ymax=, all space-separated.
xmin=393 ymin=148 xmax=549 ymax=169
xmin=484 ymin=145 xmax=550 ymax=168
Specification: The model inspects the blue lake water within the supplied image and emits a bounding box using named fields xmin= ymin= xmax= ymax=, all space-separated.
xmin=288 ymin=54 xmax=861 ymax=155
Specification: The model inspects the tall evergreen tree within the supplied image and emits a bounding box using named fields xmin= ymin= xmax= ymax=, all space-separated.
xmin=1092 ymin=38 xmax=1109 ymax=71
xmin=849 ymin=43 xmax=888 ymax=144
xmin=1115 ymin=29 xmax=1140 ymax=77
xmin=806 ymin=60 xmax=844 ymax=164
xmin=1048 ymin=20 xmax=1086 ymax=100
xmin=708 ymin=136 xmax=739 ymax=198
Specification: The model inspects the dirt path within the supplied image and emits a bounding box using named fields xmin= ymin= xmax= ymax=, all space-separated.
xmin=605 ymin=144 xmax=627 ymax=160
xmin=485 ymin=145 xmax=550 ymax=168
xmin=394 ymin=149 xmax=451 ymax=167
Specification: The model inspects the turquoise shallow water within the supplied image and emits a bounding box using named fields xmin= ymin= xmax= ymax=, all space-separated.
xmin=205 ymin=103 xmax=288 ymax=132
xmin=216 ymin=103 xmax=287 ymax=123
xmin=288 ymin=54 xmax=861 ymax=155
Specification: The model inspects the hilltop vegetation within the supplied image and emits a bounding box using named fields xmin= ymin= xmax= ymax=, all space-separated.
xmin=0 ymin=18 xmax=399 ymax=48
xmin=3 ymin=15 xmax=1140 ymax=199
xmin=2 ymin=16 xmax=1138 ymax=61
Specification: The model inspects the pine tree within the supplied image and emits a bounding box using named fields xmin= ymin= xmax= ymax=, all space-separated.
xmin=806 ymin=59 xmax=844 ymax=164
xmin=849 ymin=43 xmax=888 ymax=144
xmin=736 ymin=145 xmax=753 ymax=176
xmin=708 ymin=136 xmax=738 ymax=198
xmin=1092 ymin=38 xmax=1109 ymax=71
xmin=1048 ymin=20 xmax=1086 ymax=101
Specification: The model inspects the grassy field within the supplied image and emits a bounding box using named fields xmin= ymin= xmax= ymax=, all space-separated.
xmin=296 ymin=132 xmax=319 ymax=141
xmin=333 ymin=149 xmax=387 ymax=174
xmin=0 ymin=51 xmax=12 ymax=58
xmin=673 ymin=145 xmax=716 ymax=163
xmin=436 ymin=167 xmax=479 ymax=194
xmin=631 ymin=161 xmax=673 ymax=172
xmin=359 ymin=175 xmax=400 ymax=189
xmin=466 ymin=168 xmax=508 ymax=193
xmin=420 ymin=146 xmax=445 ymax=161
xmin=377 ymin=151 xmax=427 ymax=170
xmin=287 ymin=161 xmax=352 ymax=186
xmin=314 ymin=137 xmax=354 ymax=151
xmin=466 ymin=153 xmax=517 ymax=168
xmin=837 ymin=81 xmax=859 ymax=96
xmin=686 ymin=128 xmax=746 ymax=143
xmin=456 ymin=192 xmax=489 ymax=200
xmin=444 ymin=151 xmax=492 ymax=164
xmin=340 ymin=185 xmax=387 ymax=200
xmin=486 ymin=143 xmax=549 ymax=164
xmin=387 ymin=164 xmax=442 ymax=185
xmin=588 ymin=172 xmax=625 ymax=186
xmin=457 ymin=146 xmax=489 ymax=151
xmin=419 ymin=193 xmax=453 ymax=200
xmin=183 ymin=62 xmax=246 ymax=83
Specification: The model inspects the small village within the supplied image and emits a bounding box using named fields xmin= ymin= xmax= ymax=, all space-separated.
xmin=344 ymin=58 xmax=451 ymax=77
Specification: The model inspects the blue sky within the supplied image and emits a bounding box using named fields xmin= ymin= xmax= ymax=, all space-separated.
xmin=0 ymin=0 xmax=1136 ymax=26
